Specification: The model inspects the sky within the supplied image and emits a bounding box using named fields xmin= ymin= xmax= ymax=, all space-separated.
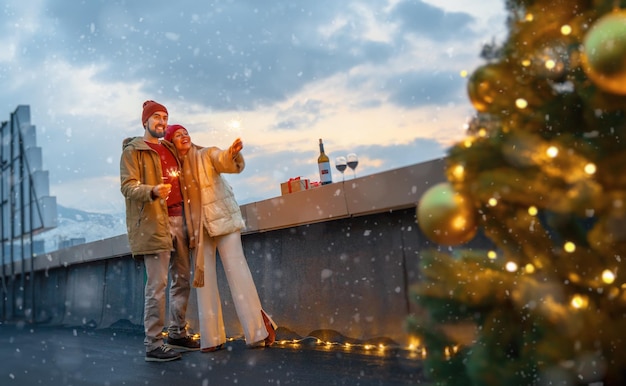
xmin=1 ymin=0 xmax=507 ymax=214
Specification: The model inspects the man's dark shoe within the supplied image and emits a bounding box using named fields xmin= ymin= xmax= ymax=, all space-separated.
xmin=145 ymin=345 xmax=182 ymax=362
xmin=166 ymin=335 xmax=201 ymax=351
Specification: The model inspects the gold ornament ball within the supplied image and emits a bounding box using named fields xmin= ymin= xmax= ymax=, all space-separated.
xmin=467 ymin=62 xmax=524 ymax=113
xmin=467 ymin=63 xmax=510 ymax=113
xmin=582 ymin=10 xmax=626 ymax=95
xmin=417 ymin=182 xmax=477 ymax=246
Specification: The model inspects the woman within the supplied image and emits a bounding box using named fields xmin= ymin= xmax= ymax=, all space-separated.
xmin=164 ymin=124 xmax=276 ymax=352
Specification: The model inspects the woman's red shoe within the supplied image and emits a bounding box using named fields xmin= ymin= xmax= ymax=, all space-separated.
xmin=262 ymin=311 xmax=276 ymax=346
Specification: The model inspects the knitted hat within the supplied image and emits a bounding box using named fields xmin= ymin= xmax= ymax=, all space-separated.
xmin=141 ymin=100 xmax=168 ymax=124
xmin=164 ymin=124 xmax=186 ymax=142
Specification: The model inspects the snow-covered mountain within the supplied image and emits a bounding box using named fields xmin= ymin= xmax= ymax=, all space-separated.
xmin=35 ymin=205 xmax=127 ymax=253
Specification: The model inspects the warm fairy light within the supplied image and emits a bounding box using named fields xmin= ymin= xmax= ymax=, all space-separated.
xmin=525 ymin=13 xmax=534 ymax=22
xmin=460 ymin=69 xmax=468 ymax=77
xmin=521 ymin=58 xmax=531 ymax=67
xmin=528 ymin=206 xmax=538 ymax=216
xmin=488 ymin=197 xmax=498 ymax=207
xmin=545 ymin=59 xmax=556 ymax=70
xmin=602 ymin=270 xmax=616 ymax=284
xmin=274 ymin=336 xmax=428 ymax=359
xmin=478 ymin=128 xmax=487 ymax=137
xmin=452 ymin=165 xmax=465 ymax=180
xmin=524 ymin=264 xmax=535 ymax=274
xmin=584 ymin=163 xmax=597 ymax=175
xmin=570 ymin=294 xmax=588 ymax=309
xmin=505 ymin=261 xmax=518 ymax=272
xmin=487 ymin=250 xmax=497 ymax=260
xmin=515 ymin=98 xmax=528 ymax=109
xmin=464 ymin=138 xmax=473 ymax=148
xmin=561 ymin=24 xmax=572 ymax=35
xmin=546 ymin=146 xmax=559 ymax=158
xmin=408 ymin=337 xmax=421 ymax=353
xmin=564 ymin=241 xmax=576 ymax=253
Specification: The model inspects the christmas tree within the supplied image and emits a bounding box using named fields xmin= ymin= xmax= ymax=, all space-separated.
xmin=410 ymin=1 xmax=626 ymax=385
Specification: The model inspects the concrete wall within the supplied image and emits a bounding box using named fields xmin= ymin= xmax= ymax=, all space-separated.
xmin=1 ymin=159 xmax=483 ymax=346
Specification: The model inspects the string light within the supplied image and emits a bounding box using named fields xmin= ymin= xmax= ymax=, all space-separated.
xmin=452 ymin=164 xmax=465 ymax=180
xmin=570 ymin=294 xmax=589 ymax=309
xmin=515 ymin=98 xmax=528 ymax=109
xmin=560 ymin=24 xmax=572 ymax=35
xmin=488 ymin=197 xmax=498 ymax=207
xmin=602 ymin=270 xmax=616 ymax=284
xmin=546 ymin=146 xmax=559 ymax=158
xmin=524 ymin=264 xmax=536 ymax=274
xmin=528 ymin=206 xmax=538 ymax=216
xmin=487 ymin=250 xmax=497 ymax=260
xmin=564 ymin=241 xmax=576 ymax=253
xmin=505 ymin=261 xmax=518 ymax=272
xmin=584 ymin=163 xmax=597 ymax=175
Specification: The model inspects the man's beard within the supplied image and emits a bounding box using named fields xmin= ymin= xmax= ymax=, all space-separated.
xmin=148 ymin=126 xmax=166 ymax=138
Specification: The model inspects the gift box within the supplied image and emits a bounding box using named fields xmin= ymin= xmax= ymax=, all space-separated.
xmin=280 ymin=177 xmax=310 ymax=195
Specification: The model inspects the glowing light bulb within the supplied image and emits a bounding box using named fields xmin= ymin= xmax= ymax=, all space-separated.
xmin=602 ymin=270 xmax=615 ymax=284
xmin=547 ymin=146 xmax=559 ymax=158
xmin=564 ymin=241 xmax=576 ymax=253
xmin=561 ymin=25 xmax=572 ymax=35
xmin=584 ymin=163 xmax=596 ymax=175
xmin=460 ymin=70 xmax=468 ymax=77
xmin=570 ymin=294 xmax=588 ymax=309
xmin=488 ymin=197 xmax=498 ymax=207
xmin=487 ymin=250 xmax=497 ymax=260
xmin=524 ymin=264 xmax=535 ymax=274
xmin=452 ymin=165 xmax=465 ymax=180
xmin=545 ymin=59 xmax=556 ymax=70
xmin=505 ymin=261 xmax=518 ymax=272
xmin=515 ymin=98 xmax=528 ymax=109
xmin=528 ymin=206 xmax=538 ymax=216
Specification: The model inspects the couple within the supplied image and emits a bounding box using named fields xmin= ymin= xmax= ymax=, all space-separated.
xmin=120 ymin=100 xmax=276 ymax=362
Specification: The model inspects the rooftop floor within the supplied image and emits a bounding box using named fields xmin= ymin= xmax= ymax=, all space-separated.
xmin=1 ymin=322 xmax=427 ymax=386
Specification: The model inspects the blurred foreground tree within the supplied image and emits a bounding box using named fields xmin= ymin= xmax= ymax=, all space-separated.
xmin=410 ymin=0 xmax=626 ymax=384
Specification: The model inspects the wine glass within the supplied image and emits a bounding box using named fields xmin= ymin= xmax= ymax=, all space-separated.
xmin=335 ymin=156 xmax=347 ymax=181
xmin=347 ymin=153 xmax=358 ymax=179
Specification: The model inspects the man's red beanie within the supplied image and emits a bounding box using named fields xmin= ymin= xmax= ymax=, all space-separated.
xmin=142 ymin=100 xmax=168 ymax=124
xmin=164 ymin=124 xmax=186 ymax=142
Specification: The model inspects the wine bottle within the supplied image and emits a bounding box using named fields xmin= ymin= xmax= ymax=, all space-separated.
xmin=317 ymin=138 xmax=332 ymax=185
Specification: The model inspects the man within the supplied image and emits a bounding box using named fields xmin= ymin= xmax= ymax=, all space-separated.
xmin=120 ymin=100 xmax=200 ymax=362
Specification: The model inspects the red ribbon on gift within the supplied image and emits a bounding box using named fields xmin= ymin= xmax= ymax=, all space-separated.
xmin=288 ymin=177 xmax=300 ymax=193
